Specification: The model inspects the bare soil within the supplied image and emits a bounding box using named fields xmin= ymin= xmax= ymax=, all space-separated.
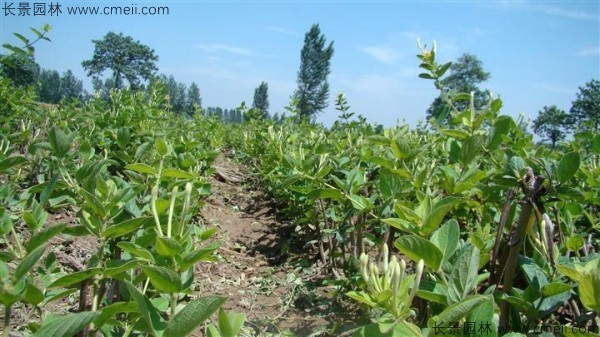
xmin=193 ymin=155 xmax=359 ymax=336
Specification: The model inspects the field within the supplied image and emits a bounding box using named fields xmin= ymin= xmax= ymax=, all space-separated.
xmin=0 ymin=44 xmax=599 ymax=337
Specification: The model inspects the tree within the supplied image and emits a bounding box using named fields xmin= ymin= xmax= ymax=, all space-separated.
xmin=427 ymin=53 xmax=490 ymax=123
xmin=82 ymin=32 xmax=158 ymax=90
xmin=569 ymin=79 xmax=599 ymax=131
xmin=0 ymin=54 xmax=39 ymax=87
xmin=60 ymin=70 xmax=83 ymax=101
xmin=532 ymin=105 xmax=571 ymax=148
xmin=186 ymin=82 xmax=202 ymax=116
xmin=37 ymin=69 xmax=61 ymax=103
xmin=294 ymin=24 xmax=334 ymax=121
xmin=252 ymin=81 xmax=269 ymax=114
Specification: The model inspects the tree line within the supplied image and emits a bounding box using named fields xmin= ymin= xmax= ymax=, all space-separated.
xmin=1 ymin=26 xmax=597 ymax=138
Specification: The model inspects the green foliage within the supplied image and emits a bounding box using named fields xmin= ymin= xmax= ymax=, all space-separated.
xmin=532 ymin=105 xmax=572 ymax=148
xmin=1 ymin=27 xmax=598 ymax=337
xmin=82 ymin=32 xmax=159 ymax=90
xmin=0 ymin=53 xmax=40 ymax=87
xmin=426 ymin=53 xmax=491 ymax=125
xmin=186 ymin=82 xmax=202 ymax=116
xmin=294 ymin=24 xmax=334 ymax=121
xmin=252 ymin=81 xmax=270 ymax=115
xmin=570 ymin=79 xmax=600 ymax=131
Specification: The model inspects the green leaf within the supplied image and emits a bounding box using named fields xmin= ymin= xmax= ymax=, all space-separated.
xmin=15 ymin=244 xmax=46 ymax=280
xmin=507 ymin=156 xmax=525 ymax=178
xmin=125 ymin=281 xmax=165 ymax=334
xmin=557 ymin=151 xmax=581 ymax=183
xmin=440 ymin=129 xmax=470 ymax=140
xmin=489 ymin=115 xmax=513 ymax=150
xmin=163 ymin=296 xmax=226 ymax=337
xmin=156 ymin=137 xmax=170 ymax=156
xmin=307 ymin=188 xmax=342 ymax=200
xmin=395 ymin=235 xmax=443 ymax=271
xmin=26 ymin=223 xmax=66 ymax=252
xmin=503 ymin=295 xmax=539 ymax=320
xmin=346 ymin=291 xmax=378 ymax=308
xmin=436 ymin=62 xmax=452 ymax=78
xmin=466 ymin=296 xmax=497 ymax=337
xmin=207 ymin=324 xmax=222 ymax=337
xmin=419 ymin=73 xmax=435 ymax=80
xmin=23 ymin=283 xmax=44 ymax=305
xmin=353 ymin=321 xmax=423 ymax=337
xmin=156 ymin=237 xmax=182 ymax=257
xmin=117 ymin=242 xmax=155 ymax=261
xmin=217 ymin=307 xmax=246 ymax=337
xmin=448 ymin=245 xmax=480 ymax=304
xmin=541 ymin=283 xmax=572 ymax=297
xmin=75 ymin=160 xmax=108 ymax=184
xmin=116 ymin=127 xmax=130 ymax=149
xmin=579 ymin=271 xmax=600 ymax=313
xmin=94 ymin=301 xmax=139 ymax=329
xmin=421 ymin=197 xmax=459 ymax=235
xmin=31 ymin=311 xmax=100 ymax=337
xmin=162 ymin=168 xmax=196 ymax=179
xmin=39 ymin=174 xmax=59 ymax=207
xmin=0 ymin=156 xmax=27 ymax=172
xmin=430 ymin=219 xmax=459 ymax=264
xmin=48 ymin=268 xmax=102 ymax=288
xmin=556 ymin=264 xmax=582 ymax=282
xmin=459 ymin=134 xmax=484 ymax=166
xmin=429 ymin=295 xmax=487 ymax=326
xmin=417 ymin=280 xmax=448 ymax=305
xmin=48 ymin=127 xmax=74 ymax=159
xmin=125 ymin=163 xmax=156 ymax=176
xmin=103 ymin=260 xmax=141 ymax=277
xmin=103 ymin=217 xmax=153 ymax=239
xmin=566 ymin=234 xmax=585 ymax=252
xmin=349 ymin=195 xmax=372 ymax=212
xmin=180 ymin=244 xmax=219 ymax=270
xmin=13 ymin=32 xmax=29 ymax=44
xmin=141 ymin=265 xmax=182 ymax=293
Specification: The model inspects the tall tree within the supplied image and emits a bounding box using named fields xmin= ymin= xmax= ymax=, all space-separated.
xmin=37 ymin=69 xmax=61 ymax=103
xmin=427 ymin=53 xmax=490 ymax=124
xmin=60 ymin=70 xmax=83 ymax=101
xmin=532 ymin=105 xmax=571 ymax=148
xmin=294 ymin=24 xmax=334 ymax=121
xmin=186 ymin=82 xmax=202 ymax=116
xmin=0 ymin=54 xmax=39 ymax=87
xmin=82 ymin=32 xmax=158 ymax=90
xmin=569 ymin=79 xmax=599 ymax=131
xmin=252 ymin=81 xmax=269 ymax=114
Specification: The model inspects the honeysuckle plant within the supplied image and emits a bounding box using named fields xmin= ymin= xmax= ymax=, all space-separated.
xmin=347 ymin=243 xmax=424 ymax=336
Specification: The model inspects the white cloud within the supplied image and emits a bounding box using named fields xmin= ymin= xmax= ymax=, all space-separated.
xmin=529 ymin=82 xmax=575 ymax=94
xmin=267 ymin=26 xmax=297 ymax=36
xmin=533 ymin=4 xmax=599 ymax=21
xmin=194 ymin=44 xmax=253 ymax=56
xmin=495 ymin=1 xmax=599 ymax=21
xmin=360 ymin=46 xmax=399 ymax=65
xmin=576 ymin=46 xmax=600 ymax=57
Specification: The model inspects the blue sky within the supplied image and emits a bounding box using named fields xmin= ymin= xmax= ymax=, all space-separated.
xmin=1 ymin=0 xmax=599 ymax=127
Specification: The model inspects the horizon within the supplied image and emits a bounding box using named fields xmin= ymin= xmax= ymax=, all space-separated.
xmin=1 ymin=0 xmax=599 ymax=127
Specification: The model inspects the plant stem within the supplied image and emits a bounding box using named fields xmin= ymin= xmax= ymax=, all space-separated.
xmin=9 ymin=225 xmax=24 ymax=258
xmin=3 ymin=305 xmax=11 ymax=337
xmin=170 ymin=293 xmax=177 ymax=319
xmin=499 ymin=169 xmax=543 ymax=329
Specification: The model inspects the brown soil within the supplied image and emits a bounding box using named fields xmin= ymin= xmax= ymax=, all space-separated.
xmin=193 ymin=155 xmax=358 ymax=336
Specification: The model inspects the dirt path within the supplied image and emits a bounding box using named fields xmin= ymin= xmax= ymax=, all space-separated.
xmin=195 ymin=155 xmax=344 ymax=336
